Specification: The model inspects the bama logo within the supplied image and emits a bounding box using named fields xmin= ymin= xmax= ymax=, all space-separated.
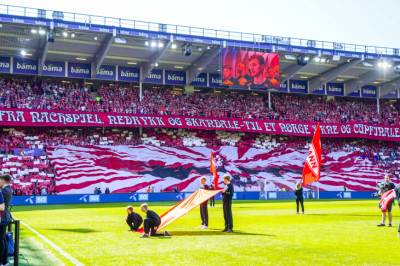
xmin=306 ymin=144 xmax=320 ymax=176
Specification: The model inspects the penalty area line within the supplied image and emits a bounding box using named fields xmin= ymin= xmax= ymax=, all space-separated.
xmin=20 ymin=220 xmax=84 ymax=266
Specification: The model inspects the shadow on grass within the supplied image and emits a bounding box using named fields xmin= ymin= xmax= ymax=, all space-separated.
xmin=46 ymin=228 xmax=100 ymax=233
xmin=170 ymin=229 xmax=275 ymax=237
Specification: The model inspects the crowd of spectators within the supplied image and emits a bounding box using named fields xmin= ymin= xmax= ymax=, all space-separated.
xmin=0 ymin=77 xmax=399 ymax=194
xmin=0 ymin=78 xmax=399 ymax=125
xmin=272 ymin=94 xmax=400 ymax=125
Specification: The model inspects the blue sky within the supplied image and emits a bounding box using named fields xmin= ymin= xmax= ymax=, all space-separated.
xmin=2 ymin=0 xmax=399 ymax=48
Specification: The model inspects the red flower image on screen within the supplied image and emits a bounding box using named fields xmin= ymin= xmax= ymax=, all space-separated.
xmin=222 ymin=48 xmax=280 ymax=89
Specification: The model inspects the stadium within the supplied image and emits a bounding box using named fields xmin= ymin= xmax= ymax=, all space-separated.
xmin=0 ymin=2 xmax=399 ymax=265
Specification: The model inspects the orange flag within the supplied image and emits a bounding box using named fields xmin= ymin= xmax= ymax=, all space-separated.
xmin=157 ymin=189 xmax=222 ymax=231
xmin=210 ymin=152 xmax=219 ymax=189
xmin=302 ymin=124 xmax=322 ymax=186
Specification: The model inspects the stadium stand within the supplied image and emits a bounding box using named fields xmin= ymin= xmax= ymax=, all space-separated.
xmin=1 ymin=78 xmax=399 ymax=125
xmin=0 ymin=77 xmax=399 ymax=194
xmin=0 ymin=125 xmax=399 ymax=195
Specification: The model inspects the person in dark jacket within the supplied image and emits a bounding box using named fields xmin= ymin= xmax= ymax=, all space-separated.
xmin=0 ymin=175 xmax=12 ymax=266
xmin=209 ymin=184 xmax=216 ymax=207
xmin=222 ymin=175 xmax=234 ymax=233
xmin=140 ymin=203 xmax=170 ymax=238
xmin=295 ymin=181 xmax=304 ymax=214
xmin=199 ymin=177 xmax=210 ymax=229
xmin=395 ymin=184 xmax=400 ymax=237
xmin=126 ymin=206 xmax=143 ymax=231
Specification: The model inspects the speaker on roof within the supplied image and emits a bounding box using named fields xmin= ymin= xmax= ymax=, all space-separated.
xmin=296 ymin=55 xmax=309 ymax=66
xmin=47 ymin=30 xmax=54 ymax=42
xmin=182 ymin=43 xmax=192 ymax=56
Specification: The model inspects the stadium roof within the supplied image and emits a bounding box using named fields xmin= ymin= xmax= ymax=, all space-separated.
xmin=0 ymin=4 xmax=399 ymax=97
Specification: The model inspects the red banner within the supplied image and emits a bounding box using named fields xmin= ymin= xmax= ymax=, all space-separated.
xmin=0 ymin=108 xmax=400 ymax=141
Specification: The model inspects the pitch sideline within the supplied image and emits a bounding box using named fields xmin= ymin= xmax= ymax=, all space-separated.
xmin=20 ymin=220 xmax=84 ymax=266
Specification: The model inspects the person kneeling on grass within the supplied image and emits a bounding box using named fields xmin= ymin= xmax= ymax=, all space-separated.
xmin=126 ymin=206 xmax=143 ymax=232
xmin=140 ymin=203 xmax=171 ymax=238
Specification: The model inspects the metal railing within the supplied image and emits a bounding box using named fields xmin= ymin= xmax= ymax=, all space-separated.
xmin=0 ymin=4 xmax=398 ymax=57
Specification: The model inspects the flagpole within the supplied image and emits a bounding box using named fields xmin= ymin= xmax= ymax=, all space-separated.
xmin=317 ymin=182 xmax=320 ymax=200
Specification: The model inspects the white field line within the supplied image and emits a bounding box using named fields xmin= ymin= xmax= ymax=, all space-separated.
xmin=20 ymin=220 xmax=84 ymax=266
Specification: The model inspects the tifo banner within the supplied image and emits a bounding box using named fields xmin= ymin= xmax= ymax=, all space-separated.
xmin=1 ymin=108 xmax=400 ymax=141
xmin=47 ymin=144 xmax=380 ymax=194
xmin=157 ymin=189 xmax=222 ymax=232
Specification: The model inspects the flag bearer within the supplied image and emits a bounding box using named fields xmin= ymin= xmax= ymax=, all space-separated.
xmin=222 ymin=175 xmax=234 ymax=233
xmin=199 ymin=176 xmax=210 ymax=229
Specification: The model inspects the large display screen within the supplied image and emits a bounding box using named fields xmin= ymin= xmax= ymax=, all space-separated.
xmin=222 ymin=48 xmax=280 ymax=89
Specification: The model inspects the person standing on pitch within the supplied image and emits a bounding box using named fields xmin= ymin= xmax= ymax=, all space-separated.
xmin=294 ymin=181 xmax=304 ymax=214
xmin=396 ymin=184 xmax=400 ymax=237
xmin=0 ymin=175 xmax=11 ymax=266
xmin=209 ymin=183 xmax=216 ymax=208
xmin=125 ymin=206 xmax=143 ymax=231
xmin=140 ymin=203 xmax=170 ymax=238
xmin=377 ymin=175 xmax=395 ymax=227
xmin=199 ymin=177 xmax=210 ymax=229
xmin=222 ymin=175 xmax=234 ymax=233
xmin=0 ymin=184 xmax=6 ymax=265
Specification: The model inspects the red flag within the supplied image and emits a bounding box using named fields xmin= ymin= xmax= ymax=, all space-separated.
xmin=379 ymin=189 xmax=395 ymax=212
xmin=302 ymin=124 xmax=322 ymax=186
xmin=210 ymin=152 xmax=219 ymax=189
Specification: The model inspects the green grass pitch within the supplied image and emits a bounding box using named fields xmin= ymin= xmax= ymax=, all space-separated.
xmin=12 ymin=200 xmax=400 ymax=266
